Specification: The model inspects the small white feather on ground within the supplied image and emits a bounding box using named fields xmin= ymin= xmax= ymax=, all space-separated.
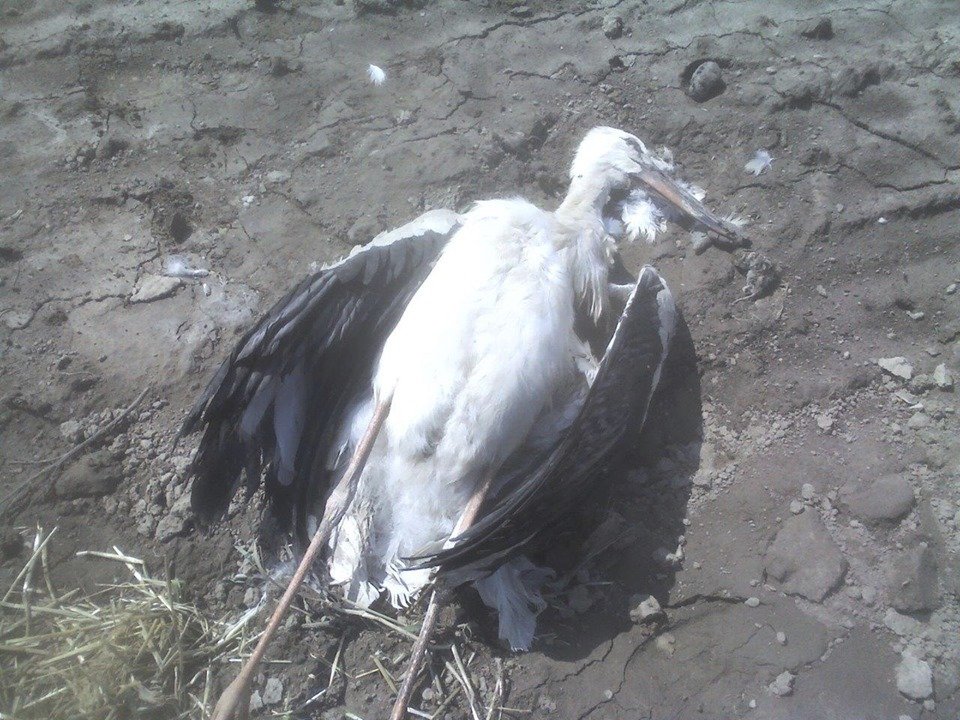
xmin=367 ymin=64 xmax=386 ymax=86
xmin=744 ymin=149 xmax=773 ymax=176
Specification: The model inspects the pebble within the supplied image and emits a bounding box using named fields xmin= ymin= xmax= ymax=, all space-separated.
xmin=896 ymin=653 xmax=933 ymax=700
xmin=789 ymin=499 xmax=805 ymax=514
xmin=776 ymin=631 xmax=787 ymax=645
xmin=688 ymin=61 xmax=724 ymax=102
xmin=907 ymin=310 xmax=925 ymax=321
xmin=764 ymin=512 xmax=848 ymax=602
xmin=630 ymin=594 xmax=664 ymax=623
xmin=59 ymin=419 xmax=84 ymax=444
xmin=768 ymin=671 xmax=795 ymax=697
xmin=801 ymin=483 xmax=816 ymax=500
xmin=877 ymin=356 xmax=913 ymax=380
xmin=602 ymin=13 xmax=624 ymax=39
xmin=906 ymin=412 xmax=931 ymax=429
xmin=933 ymin=363 xmax=953 ymax=390
xmin=130 ymin=274 xmax=182 ymax=303
xmin=262 ymin=677 xmax=283 ymax=706
xmin=815 ymin=414 xmax=833 ymax=430
xmin=655 ymin=632 xmax=676 ymax=655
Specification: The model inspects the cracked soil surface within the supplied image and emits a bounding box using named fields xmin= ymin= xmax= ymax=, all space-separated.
xmin=1 ymin=0 xmax=959 ymax=718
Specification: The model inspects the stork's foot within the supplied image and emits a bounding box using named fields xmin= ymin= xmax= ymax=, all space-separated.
xmin=732 ymin=249 xmax=780 ymax=302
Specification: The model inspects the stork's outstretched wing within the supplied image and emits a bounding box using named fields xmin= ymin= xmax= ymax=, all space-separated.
xmin=421 ymin=266 xmax=676 ymax=584
xmin=180 ymin=210 xmax=460 ymax=536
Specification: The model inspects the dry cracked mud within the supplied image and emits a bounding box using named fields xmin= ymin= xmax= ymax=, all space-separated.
xmin=1 ymin=0 xmax=958 ymax=718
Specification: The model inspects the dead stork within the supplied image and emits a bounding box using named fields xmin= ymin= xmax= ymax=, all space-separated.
xmin=181 ymin=126 xmax=749 ymax=719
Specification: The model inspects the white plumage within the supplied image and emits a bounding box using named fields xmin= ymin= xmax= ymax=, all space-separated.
xmin=367 ymin=63 xmax=386 ymax=86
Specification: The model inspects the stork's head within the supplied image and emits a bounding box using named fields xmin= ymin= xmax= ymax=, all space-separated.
xmin=567 ymin=127 xmax=667 ymax=197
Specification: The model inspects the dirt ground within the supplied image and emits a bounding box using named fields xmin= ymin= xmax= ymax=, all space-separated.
xmin=1 ymin=0 xmax=959 ymax=718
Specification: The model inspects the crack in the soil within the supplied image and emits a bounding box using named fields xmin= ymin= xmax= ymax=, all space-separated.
xmin=817 ymin=100 xmax=958 ymax=171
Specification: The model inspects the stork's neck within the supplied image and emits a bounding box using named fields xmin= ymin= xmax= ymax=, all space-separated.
xmin=554 ymin=174 xmax=614 ymax=320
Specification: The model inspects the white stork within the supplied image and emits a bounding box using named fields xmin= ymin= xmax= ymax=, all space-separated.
xmin=180 ymin=126 xmax=749 ymax=719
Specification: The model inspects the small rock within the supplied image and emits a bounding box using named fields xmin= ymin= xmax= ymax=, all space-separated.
xmin=860 ymin=586 xmax=877 ymax=605
xmin=264 ymin=170 xmax=291 ymax=185
xmin=843 ymin=475 xmax=914 ymax=526
xmin=789 ymin=499 xmax=805 ymax=514
xmin=59 ymin=419 xmax=84 ymax=444
xmin=629 ymin=594 xmax=663 ymax=623
xmin=883 ymin=608 xmax=921 ymax=637
xmin=801 ymin=482 xmax=816 ymax=500
xmin=896 ymin=654 xmax=933 ymax=700
xmin=906 ymin=412 xmax=931 ymax=429
xmin=745 ymin=597 xmax=760 ymax=608
xmin=775 ymin=631 xmax=787 ymax=645
xmin=765 ymin=512 xmax=848 ymax=602
xmin=889 ymin=544 xmax=940 ymax=613
xmin=907 ymin=310 xmax=925 ymax=321
xmin=749 ymin=698 xmax=757 ymax=709
xmin=946 ymin=282 xmax=957 ymax=295
xmin=655 ymin=632 xmax=675 ymax=655
xmin=877 ymin=356 xmax=913 ymax=380
xmin=509 ymin=5 xmax=532 ymax=17
xmin=262 ymin=677 xmax=283 ymax=706
xmin=130 ymin=274 xmax=182 ymax=303
xmin=933 ymin=363 xmax=953 ymax=390
xmin=243 ymin=586 xmax=260 ymax=608
xmin=801 ymin=17 xmax=833 ymax=40
xmin=815 ymin=414 xmax=833 ymax=430
xmin=768 ymin=671 xmax=795 ymax=697
xmin=347 ymin=216 xmax=379 ymax=245
xmin=249 ymin=691 xmax=264 ymax=712
xmin=602 ymin=14 xmax=623 ymax=39
xmin=687 ymin=61 xmax=724 ymax=102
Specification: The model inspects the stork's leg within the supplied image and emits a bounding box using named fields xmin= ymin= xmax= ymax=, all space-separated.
xmin=388 ymin=473 xmax=494 ymax=720
xmin=210 ymin=399 xmax=392 ymax=720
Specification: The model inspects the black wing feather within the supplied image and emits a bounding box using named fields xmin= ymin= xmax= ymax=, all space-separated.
xmin=180 ymin=213 xmax=459 ymax=537
xmin=420 ymin=266 xmax=675 ymax=585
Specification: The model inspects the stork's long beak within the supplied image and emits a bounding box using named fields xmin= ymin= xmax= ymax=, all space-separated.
xmin=633 ymin=166 xmax=750 ymax=250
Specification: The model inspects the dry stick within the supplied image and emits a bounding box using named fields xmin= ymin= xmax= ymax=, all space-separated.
xmin=209 ymin=399 xmax=391 ymax=720
xmin=388 ymin=473 xmax=494 ymax=720
xmin=0 ymin=387 xmax=151 ymax=515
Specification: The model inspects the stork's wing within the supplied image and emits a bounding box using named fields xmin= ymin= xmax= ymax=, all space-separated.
xmin=421 ymin=266 xmax=676 ymax=584
xmin=180 ymin=210 xmax=461 ymax=534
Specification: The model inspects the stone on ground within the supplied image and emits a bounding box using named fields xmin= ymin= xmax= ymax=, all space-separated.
xmin=888 ymin=544 xmax=940 ymax=613
xmin=896 ymin=654 xmax=933 ymax=700
xmin=843 ymin=475 xmax=914 ymax=526
xmin=765 ymin=512 xmax=847 ymax=601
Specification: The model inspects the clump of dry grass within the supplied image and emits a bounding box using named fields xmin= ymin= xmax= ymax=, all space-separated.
xmin=0 ymin=528 xmax=258 ymax=720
